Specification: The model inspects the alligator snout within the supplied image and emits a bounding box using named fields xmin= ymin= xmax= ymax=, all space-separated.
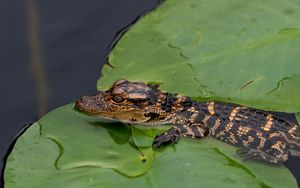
xmin=75 ymin=96 xmax=89 ymax=111
xmin=75 ymin=94 xmax=104 ymax=114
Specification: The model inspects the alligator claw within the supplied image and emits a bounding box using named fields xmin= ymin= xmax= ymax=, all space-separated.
xmin=153 ymin=128 xmax=180 ymax=148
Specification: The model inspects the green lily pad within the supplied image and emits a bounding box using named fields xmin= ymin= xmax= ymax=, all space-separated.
xmin=98 ymin=0 xmax=300 ymax=112
xmin=38 ymin=105 xmax=154 ymax=176
xmin=131 ymin=125 xmax=168 ymax=147
xmin=296 ymin=113 xmax=300 ymax=124
xmin=4 ymin=105 xmax=297 ymax=188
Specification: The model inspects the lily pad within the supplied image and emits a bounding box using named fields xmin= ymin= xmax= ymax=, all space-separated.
xmin=131 ymin=125 xmax=168 ymax=147
xmin=4 ymin=105 xmax=297 ymax=188
xmin=38 ymin=105 xmax=154 ymax=176
xmin=296 ymin=113 xmax=300 ymax=124
xmin=98 ymin=0 xmax=300 ymax=112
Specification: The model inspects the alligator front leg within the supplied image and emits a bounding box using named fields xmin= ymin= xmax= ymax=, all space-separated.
xmin=153 ymin=124 xmax=209 ymax=148
xmin=152 ymin=126 xmax=181 ymax=148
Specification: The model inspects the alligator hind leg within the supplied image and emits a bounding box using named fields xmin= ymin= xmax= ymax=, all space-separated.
xmin=236 ymin=134 xmax=289 ymax=163
xmin=237 ymin=131 xmax=289 ymax=163
xmin=153 ymin=123 xmax=209 ymax=148
xmin=236 ymin=147 xmax=289 ymax=163
xmin=236 ymin=148 xmax=284 ymax=163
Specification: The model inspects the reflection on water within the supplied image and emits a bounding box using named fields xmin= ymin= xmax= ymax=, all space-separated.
xmin=27 ymin=0 xmax=49 ymax=118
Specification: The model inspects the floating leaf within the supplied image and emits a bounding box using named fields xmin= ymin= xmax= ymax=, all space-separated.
xmin=131 ymin=125 xmax=168 ymax=147
xmin=98 ymin=0 xmax=300 ymax=112
xmin=4 ymin=105 xmax=297 ymax=187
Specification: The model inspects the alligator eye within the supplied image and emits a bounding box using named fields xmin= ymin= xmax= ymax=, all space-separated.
xmin=112 ymin=96 xmax=124 ymax=103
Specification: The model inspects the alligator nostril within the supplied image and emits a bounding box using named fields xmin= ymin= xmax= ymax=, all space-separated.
xmin=75 ymin=97 xmax=85 ymax=109
xmin=78 ymin=96 xmax=88 ymax=103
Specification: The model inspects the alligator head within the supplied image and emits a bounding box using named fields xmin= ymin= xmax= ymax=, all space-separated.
xmin=75 ymin=79 xmax=165 ymax=124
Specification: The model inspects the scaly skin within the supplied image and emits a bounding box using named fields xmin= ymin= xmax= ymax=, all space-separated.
xmin=75 ymin=79 xmax=300 ymax=163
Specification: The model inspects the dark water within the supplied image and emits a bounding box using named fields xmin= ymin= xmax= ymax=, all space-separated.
xmin=0 ymin=0 xmax=159 ymax=184
xmin=1 ymin=0 xmax=300 ymax=186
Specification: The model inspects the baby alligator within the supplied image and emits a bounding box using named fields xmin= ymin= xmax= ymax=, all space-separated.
xmin=75 ymin=79 xmax=300 ymax=163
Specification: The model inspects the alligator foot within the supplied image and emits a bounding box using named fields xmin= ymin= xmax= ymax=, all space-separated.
xmin=153 ymin=127 xmax=181 ymax=148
